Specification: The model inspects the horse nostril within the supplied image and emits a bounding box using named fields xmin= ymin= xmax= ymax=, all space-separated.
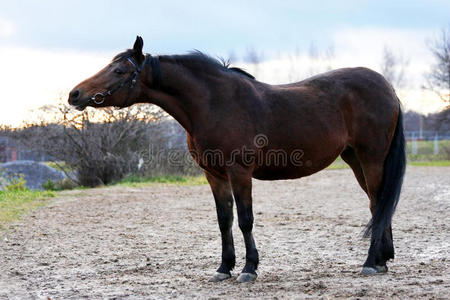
xmin=69 ymin=89 xmax=81 ymax=104
xmin=70 ymin=89 xmax=80 ymax=99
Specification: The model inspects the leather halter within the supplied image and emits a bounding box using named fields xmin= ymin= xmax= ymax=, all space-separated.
xmin=90 ymin=54 xmax=160 ymax=105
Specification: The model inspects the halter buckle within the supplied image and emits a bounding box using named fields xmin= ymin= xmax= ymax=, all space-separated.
xmin=91 ymin=92 xmax=105 ymax=104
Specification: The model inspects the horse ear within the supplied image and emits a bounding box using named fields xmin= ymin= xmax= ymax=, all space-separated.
xmin=133 ymin=36 xmax=144 ymax=58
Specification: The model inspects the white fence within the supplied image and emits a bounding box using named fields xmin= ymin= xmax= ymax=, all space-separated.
xmin=405 ymin=131 xmax=450 ymax=155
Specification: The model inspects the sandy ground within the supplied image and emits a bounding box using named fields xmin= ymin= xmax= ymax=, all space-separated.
xmin=0 ymin=167 xmax=449 ymax=299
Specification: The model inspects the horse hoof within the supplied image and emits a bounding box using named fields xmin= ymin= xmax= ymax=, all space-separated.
xmin=236 ymin=272 xmax=257 ymax=283
xmin=209 ymin=272 xmax=231 ymax=282
xmin=360 ymin=267 xmax=377 ymax=275
xmin=375 ymin=265 xmax=388 ymax=273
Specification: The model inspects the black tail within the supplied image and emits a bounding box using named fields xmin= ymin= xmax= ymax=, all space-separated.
xmin=364 ymin=106 xmax=406 ymax=241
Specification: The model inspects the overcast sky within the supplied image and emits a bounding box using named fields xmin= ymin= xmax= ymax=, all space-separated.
xmin=1 ymin=0 xmax=449 ymax=125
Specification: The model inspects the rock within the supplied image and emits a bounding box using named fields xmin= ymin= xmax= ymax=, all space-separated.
xmin=1 ymin=160 xmax=66 ymax=190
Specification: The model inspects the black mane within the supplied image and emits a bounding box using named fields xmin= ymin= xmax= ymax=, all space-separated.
xmin=159 ymin=50 xmax=255 ymax=79
xmin=113 ymin=49 xmax=254 ymax=80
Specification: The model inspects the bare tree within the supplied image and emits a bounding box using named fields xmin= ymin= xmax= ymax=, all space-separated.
xmin=380 ymin=46 xmax=409 ymax=89
xmin=14 ymin=104 xmax=164 ymax=187
xmin=324 ymin=44 xmax=335 ymax=72
xmin=244 ymin=47 xmax=263 ymax=77
xmin=424 ymin=27 xmax=450 ymax=104
xmin=306 ymin=42 xmax=320 ymax=77
xmin=287 ymin=42 xmax=335 ymax=82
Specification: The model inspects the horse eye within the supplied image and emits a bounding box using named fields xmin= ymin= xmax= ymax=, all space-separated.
xmin=114 ymin=68 xmax=125 ymax=75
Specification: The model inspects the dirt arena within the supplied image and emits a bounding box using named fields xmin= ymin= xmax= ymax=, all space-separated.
xmin=0 ymin=167 xmax=448 ymax=299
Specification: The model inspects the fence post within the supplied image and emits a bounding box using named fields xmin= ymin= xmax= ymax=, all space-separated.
xmin=433 ymin=133 xmax=439 ymax=155
xmin=412 ymin=132 xmax=418 ymax=155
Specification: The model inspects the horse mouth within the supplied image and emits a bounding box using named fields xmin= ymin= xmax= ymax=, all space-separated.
xmin=75 ymin=104 xmax=88 ymax=111
xmin=73 ymin=100 xmax=89 ymax=111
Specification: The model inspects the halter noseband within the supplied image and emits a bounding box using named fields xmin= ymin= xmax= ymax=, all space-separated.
xmin=90 ymin=54 xmax=160 ymax=105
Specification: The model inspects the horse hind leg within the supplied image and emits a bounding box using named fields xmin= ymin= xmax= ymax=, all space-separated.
xmin=342 ymin=146 xmax=396 ymax=274
xmin=344 ymin=157 xmax=387 ymax=274
xmin=360 ymin=108 xmax=405 ymax=275
xmin=357 ymin=154 xmax=400 ymax=275
xmin=341 ymin=146 xmax=394 ymax=274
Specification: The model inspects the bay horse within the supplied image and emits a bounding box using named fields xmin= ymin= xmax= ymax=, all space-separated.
xmin=68 ymin=36 xmax=406 ymax=282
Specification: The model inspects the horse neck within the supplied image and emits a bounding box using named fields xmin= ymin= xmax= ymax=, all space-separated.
xmin=138 ymin=60 xmax=214 ymax=135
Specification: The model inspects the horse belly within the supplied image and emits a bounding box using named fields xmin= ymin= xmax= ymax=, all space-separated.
xmin=251 ymin=126 xmax=347 ymax=180
xmin=253 ymin=157 xmax=336 ymax=180
xmin=251 ymin=146 xmax=342 ymax=180
xmin=252 ymin=167 xmax=313 ymax=180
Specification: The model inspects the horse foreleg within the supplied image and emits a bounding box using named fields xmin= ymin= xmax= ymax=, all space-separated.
xmin=229 ymin=167 xmax=259 ymax=283
xmin=205 ymin=171 xmax=235 ymax=282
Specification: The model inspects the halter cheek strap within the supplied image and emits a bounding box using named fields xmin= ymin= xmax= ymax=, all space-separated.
xmin=90 ymin=54 xmax=160 ymax=105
